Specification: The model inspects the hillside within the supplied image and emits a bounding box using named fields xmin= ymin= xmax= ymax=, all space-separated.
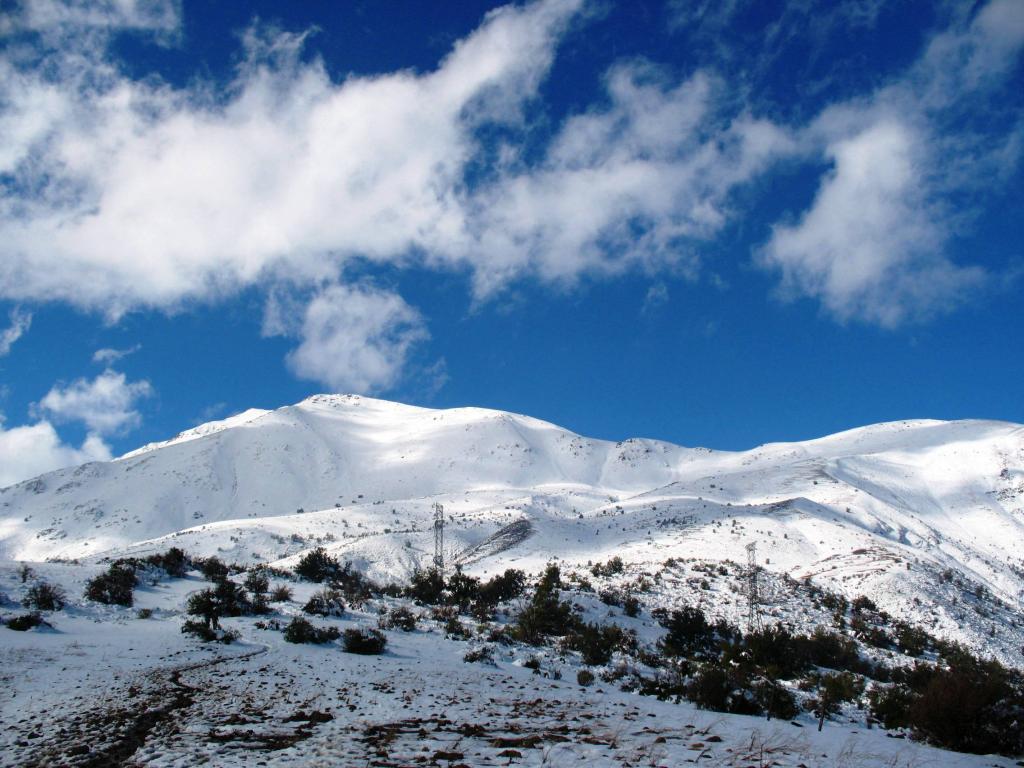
xmin=2 ymin=395 xmax=1023 ymax=664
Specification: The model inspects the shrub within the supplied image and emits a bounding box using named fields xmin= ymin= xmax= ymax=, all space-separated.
xmin=875 ymin=655 xmax=1024 ymax=755
xmin=739 ymin=625 xmax=808 ymax=679
xmin=564 ymin=622 xmax=633 ymax=666
xmin=754 ymin=679 xmax=799 ymax=720
xmin=244 ymin=569 xmax=270 ymax=596
xmin=84 ymin=563 xmax=137 ymax=606
xmin=656 ymin=606 xmax=716 ymax=658
xmin=477 ymin=569 xmax=526 ymax=604
xmin=182 ymin=619 xmax=238 ymax=644
xmin=198 ymin=556 xmax=229 ymax=582
xmin=445 ymin=568 xmax=481 ymax=610
xmin=136 ymin=608 xmax=153 ymax=619
xmin=687 ymin=663 xmax=759 ymax=715
xmin=463 ymin=645 xmax=495 ymax=664
xmin=22 ymin=582 xmax=66 ymax=611
xmin=406 ymin=568 xmax=444 ymax=604
xmin=591 ymin=556 xmax=625 ymax=577
xmin=294 ymin=547 xmax=340 ymax=583
xmin=6 ymin=612 xmax=44 ymax=631
xmin=186 ymin=589 xmax=222 ymax=629
xmin=379 ymin=605 xmax=417 ymax=631
xmin=807 ymin=672 xmax=863 ymax=728
xmin=895 ymin=623 xmax=929 ymax=657
xmin=577 ymin=669 xmax=595 ymax=687
xmin=146 ymin=547 xmax=189 ymax=578
xmin=622 ymin=595 xmax=641 ymax=617
xmin=213 ymin=579 xmax=250 ymax=617
xmin=270 ymin=585 xmax=293 ymax=602
xmin=851 ymin=595 xmax=878 ymax=613
xmin=513 ymin=592 xmax=574 ymax=645
xmin=283 ymin=616 xmax=340 ymax=644
xmin=303 ymin=588 xmax=346 ymax=617
xmin=342 ymin=627 xmax=387 ymax=655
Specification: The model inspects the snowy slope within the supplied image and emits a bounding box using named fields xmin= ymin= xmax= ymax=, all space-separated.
xmin=2 ymin=395 xmax=1023 ymax=662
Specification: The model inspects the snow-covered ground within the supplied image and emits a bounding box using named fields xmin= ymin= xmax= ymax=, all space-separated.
xmin=2 ymin=395 xmax=1023 ymax=765
xmin=1 ymin=560 xmax=1017 ymax=768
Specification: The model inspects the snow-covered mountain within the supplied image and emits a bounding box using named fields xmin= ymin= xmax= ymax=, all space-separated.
xmin=3 ymin=394 xmax=1024 ymax=661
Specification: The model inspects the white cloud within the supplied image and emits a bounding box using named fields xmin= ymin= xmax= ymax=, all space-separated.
xmin=0 ymin=418 xmax=111 ymax=488
xmin=0 ymin=308 xmax=32 ymax=356
xmin=92 ymin=344 xmax=140 ymax=364
xmin=284 ymin=284 xmax=429 ymax=394
xmin=0 ymin=0 xmax=586 ymax=315
xmin=761 ymin=120 xmax=985 ymax=325
xmin=758 ymin=0 xmax=1023 ymax=324
xmin=462 ymin=64 xmax=795 ymax=294
xmin=4 ymin=0 xmax=179 ymax=35
xmin=35 ymin=369 xmax=153 ymax=434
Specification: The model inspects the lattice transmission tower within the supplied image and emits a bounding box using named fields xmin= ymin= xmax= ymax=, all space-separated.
xmin=432 ymin=502 xmax=445 ymax=577
xmin=746 ymin=541 xmax=763 ymax=632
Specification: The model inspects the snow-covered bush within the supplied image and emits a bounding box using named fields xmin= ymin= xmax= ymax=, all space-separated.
xmin=379 ymin=605 xmax=417 ymax=631
xmin=303 ymin=588 xmax=346 ymax=617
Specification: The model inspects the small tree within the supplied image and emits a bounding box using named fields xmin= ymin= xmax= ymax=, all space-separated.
xmin=406 ymin=568 xmax=445 ymax=604
xmin=187 ymin=588 xmax=221 ymax=630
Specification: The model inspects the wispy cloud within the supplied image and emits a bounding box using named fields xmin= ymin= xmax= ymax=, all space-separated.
xmin=92 ymin=344 xmax=141 ymax=364
xmin=0 ymin=308 xmax=32 ymax=357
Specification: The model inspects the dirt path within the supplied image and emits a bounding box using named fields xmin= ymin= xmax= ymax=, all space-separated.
xmin=15 ymin=645 xmax=268 ymax=768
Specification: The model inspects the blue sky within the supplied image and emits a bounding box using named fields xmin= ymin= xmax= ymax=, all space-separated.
xmin=0 ymin=0 xmax=1022 ymax=485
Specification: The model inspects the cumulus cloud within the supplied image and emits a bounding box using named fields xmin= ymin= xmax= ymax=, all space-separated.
xmin=283 ymin=284 xmax=429 ymax=394
xmin=761 ymin=120 xmax=985 ymax=325
xmin=759 ymin=0 xmax=1023 ymax=324
xmin=0 ymin=418 xmax=111 ymax=488
xmin=0 ymin=0 xmax=1018 ymax=388
xmin=0 ymin=0 xmax=586 ymax=314
xmin=35 ymin=369 xmax=153 ymax=434
xmin=0 ymin=308 xmax=32 ymax=356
